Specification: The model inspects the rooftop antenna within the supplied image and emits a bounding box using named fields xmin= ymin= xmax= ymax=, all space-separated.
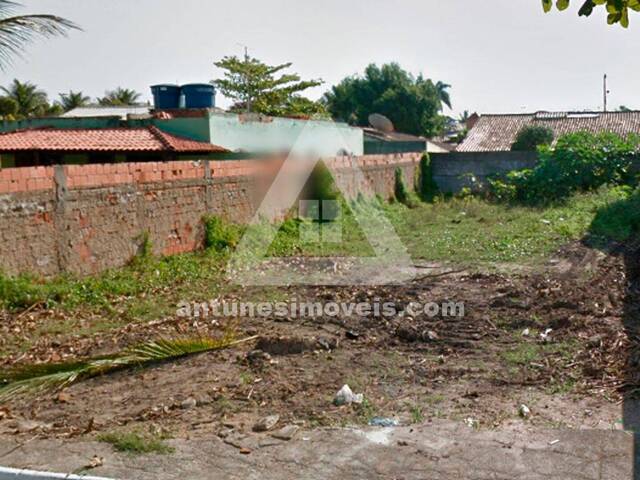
xmin=236 ymin=43 xmax=251 ymax=113
xmin=603 ymin=74 xmax=610 ymax=112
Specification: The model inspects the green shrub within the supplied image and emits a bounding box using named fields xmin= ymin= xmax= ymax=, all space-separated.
xmin=590 ymin=186 xmax=640 ymax=242
xmin=494 ymin=132 xmax=640 ymax=204
xmin=418 ymin=153 xmax=439 ymax=201
xmin=394 ymin=167 xmax=415 ymax=207
xmin=511 ymin=125 xmax=554 ymax=151
xmin=204 ymin=216 xmax=242 ymax=251
xmin=306 ymin=161 xmax=338 ymax=201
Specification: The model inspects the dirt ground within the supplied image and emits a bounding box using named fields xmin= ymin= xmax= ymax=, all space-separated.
xmin=0 ymin=240 xmax=637 ymax=450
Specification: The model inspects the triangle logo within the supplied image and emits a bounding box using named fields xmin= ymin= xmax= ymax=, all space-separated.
xmin=227 ymin=119 xmax=417 ymax=286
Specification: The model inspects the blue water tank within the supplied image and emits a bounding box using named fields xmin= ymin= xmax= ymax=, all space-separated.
xmin=150 ymin=84 xmax=181 ymax=109
xmin=181 ymin=83 xmax=215 ymax=109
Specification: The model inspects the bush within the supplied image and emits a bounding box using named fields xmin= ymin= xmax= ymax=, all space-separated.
xmin=590 ymin=186 xmax=640 ymax=242
xmin=394 ymin=167 xmax=416 ymax=207
xmin=511 ymin=125 xmax=554 ymax=151
xmin=305 ymin=162 xmax=338 ymax=201
xmin=493 ymin=131 xmax=640 ymax=204
xmin=418 ymin=153 xmax=439 ymax=201
xmin=204 ymin=216 xmax=242 ymax=251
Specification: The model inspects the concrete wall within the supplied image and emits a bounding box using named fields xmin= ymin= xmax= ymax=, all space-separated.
xmin=430 ymin=151 xmax=538 ymax=193
xmin=0 ymin=153 xmax=419 ymax=277
xmin=208 ymin=112 xmax=364 ymax=156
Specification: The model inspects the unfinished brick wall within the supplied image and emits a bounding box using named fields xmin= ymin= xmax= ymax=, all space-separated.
xmin=0 ymin=153 xmax=420 ymax=277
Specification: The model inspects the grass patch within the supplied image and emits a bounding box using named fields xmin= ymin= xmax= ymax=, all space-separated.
xmin=97 ymin=430 xmax=174 ymax=455
xmin=385 ymin=187 xmax=622 ymax=264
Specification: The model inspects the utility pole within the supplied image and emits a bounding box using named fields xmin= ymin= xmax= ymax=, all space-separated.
xmin=603 ymin=74 xmax=610 ymax=112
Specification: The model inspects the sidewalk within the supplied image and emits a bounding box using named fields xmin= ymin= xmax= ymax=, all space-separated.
xmin=0 ymin=421 xmax=634 ymax=480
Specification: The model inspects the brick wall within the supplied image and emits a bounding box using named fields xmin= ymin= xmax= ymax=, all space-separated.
xmin=0 ymin=153 xmax=420 ymax=277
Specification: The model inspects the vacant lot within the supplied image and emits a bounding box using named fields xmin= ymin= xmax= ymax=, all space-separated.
xmin=0 ymin=188 xmax=637 ymax=454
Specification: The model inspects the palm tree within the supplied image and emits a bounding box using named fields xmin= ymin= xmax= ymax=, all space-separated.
xmin=98 ymin=87 xmax=142 ymax=106
xmin=58 ymin=90 xmax=90 ymax=112
xmin=435 ymin=81 xmax=452 ymax=110
xmin=458 ymin=110 xmax=470 ymax=123
xmin=0 ymin=1 xmax=80 ymax=68
xmin=1 ymin=79 xmax=49 ymax=118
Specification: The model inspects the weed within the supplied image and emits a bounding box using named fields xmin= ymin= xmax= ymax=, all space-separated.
xmin=409 ymin=403 xmax=425 ymax=424
xmin=204 ymin=216 xmax=243 ymax=251
xmin=97 ymin=430 xmax=174 ymax=455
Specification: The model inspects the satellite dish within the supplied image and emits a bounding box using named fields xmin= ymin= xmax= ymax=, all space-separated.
xmin=368 ymin=113 xmax=395 ymax=133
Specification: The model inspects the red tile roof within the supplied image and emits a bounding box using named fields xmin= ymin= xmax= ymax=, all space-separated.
xmin=457 ymin=111 xmax=640 ymax=152
xmin=0 ymin=126 xmax=227 ymax=153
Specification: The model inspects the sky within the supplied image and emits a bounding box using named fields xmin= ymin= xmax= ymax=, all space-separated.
xmin=0 ymin=0 xmax=637 ymax=117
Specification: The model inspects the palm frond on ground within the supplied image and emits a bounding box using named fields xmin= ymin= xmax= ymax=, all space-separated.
xmin=0 ymin=1 xmax=80 ymax=68
xmin=0 ymin=332 xmax=255 ymax=403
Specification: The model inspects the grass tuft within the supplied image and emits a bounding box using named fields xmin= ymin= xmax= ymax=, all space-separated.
xmin=97 ymin=430 xmax=174 ymax=455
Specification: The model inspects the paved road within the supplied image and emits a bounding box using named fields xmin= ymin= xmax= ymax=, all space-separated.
xmin=0 ymin=422 xmax=636 ymax=479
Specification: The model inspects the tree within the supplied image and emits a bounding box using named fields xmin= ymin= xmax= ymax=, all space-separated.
xmin=0 ymin=95 xmax=17 ymax=119
xmin=435 ymin=81 xmax=452 ymax=110
xmin=213 ymin=54 xmax=323 ymax=116
xmin=58 ymin=90 xmax=90 ymax=112
xmin=1 ymin=79 xmax=49 ymax=118
xmin=542 ymin=0 xmax=640 ymax=27
xmin=0 ymin=1 xmax=79 ymax=67
xmin=98 ymin=88 xmax=142 ymax=106
xmin=458 ymin=110 xmax=470 ymax=124
xmin=323 ymin=63 xmax=446 ymax=137
xmin=511 ymin=125 xmax=554 ymax=151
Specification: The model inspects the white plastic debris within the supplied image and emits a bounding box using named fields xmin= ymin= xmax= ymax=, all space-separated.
xmin=540 ymin=328 xmax=553 ymax=342
xmin=518 ymin=404 xmax=531 ymax=418
xmin=521 ymin=328 xmax=530 ymax=337
xmin=464 ymin=417 xmax=479 ymax=429
xmin=334 ymin=384 xmax=364 ymax=406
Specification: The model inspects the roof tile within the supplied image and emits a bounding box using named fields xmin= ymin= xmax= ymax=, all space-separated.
xmin=457 ymin=111 xmax=640 ymax=152
xmin=0 ymin=127 xmax=227 ymax=153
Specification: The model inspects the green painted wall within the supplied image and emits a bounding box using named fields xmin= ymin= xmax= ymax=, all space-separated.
xmin=207 ymin=112 xmax=363 ymax=156
xmin=0 ymin=116 xmax=121 ymax=132
xmin=364 ymin=138 xmax=427 ymax=155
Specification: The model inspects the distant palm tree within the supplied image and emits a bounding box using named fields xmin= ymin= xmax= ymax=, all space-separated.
xmin=98 ymin=88 xmax=142 ymax=106
xmin=458 ymin=110 xmax=470 ymax=123
xmin=435 ymin=81 xmax=452 ymax=110
xmin=0 ymin=1 xmax=80 ymax=68
xmin=1 ymin=79 xmax=48 ymax=118
xmin=58 ymin=90 xmax=90 ymax=112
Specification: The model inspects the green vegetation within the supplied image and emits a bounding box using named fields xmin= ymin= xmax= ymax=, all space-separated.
xmin=386 ymin=188 xmax=619 ymax=263
xmin=418 ymin=153 xmax=439 ymax=201
xmin=0 ymin=1 xmax=79 ymax=69
xmin=542 ymin=0 xmax=639 ymax=28
xmin=0 ymin=185 xmax=628 ymax=316
xmin=0 ymin=333 xmax=240 ymax=402
xmin=590 ymin=186 xmax=640 ymax=241
xmin=98 ymin=430 xmax=174 ymax=455
xmin=98 ymin=87 xmax=142 ymax=106
xmin=323 ymin=63 xmax=448 ymax=137
xmin=491 ymin=132 xmax=640 ymax=204
xmin=204 ymin=216 xmax=242 ymax=251
xmin=394 ymin=167 xmax=411 ymax=206
xmin=511 ymin=125 xmax=554 ymax=152
xmin=213 ymin=54 xmax=324 ymax=117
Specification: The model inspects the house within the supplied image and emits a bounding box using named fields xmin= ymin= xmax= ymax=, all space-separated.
xmin=0 ymin=126 xmax=227 ymax=167
xmin=457 ymin=111 xmax=640 ymax=152
xmin=362 ymin=127 xmax=453 ymax=155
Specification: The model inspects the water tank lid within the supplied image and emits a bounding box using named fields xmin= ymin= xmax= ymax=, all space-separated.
xmin=151 ymin=84 xmax=180 ymax=88
xmin=181 ymin=83 xmax=215 ymax=89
